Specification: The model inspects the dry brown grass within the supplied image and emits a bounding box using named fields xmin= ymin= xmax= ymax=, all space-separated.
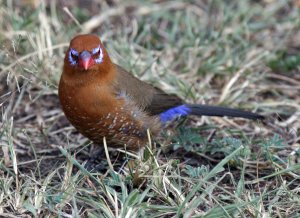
xmin=0 ymin=0 xmax=299 ymax=217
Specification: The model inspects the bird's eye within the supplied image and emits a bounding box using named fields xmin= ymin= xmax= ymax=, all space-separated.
xmin=92 ymin=45 xmax=103 ymax=64
xmin=68 ymin=48 xmax=79 ymax=65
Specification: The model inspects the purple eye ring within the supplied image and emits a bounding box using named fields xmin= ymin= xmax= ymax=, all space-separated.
xmin=68 ymin=48 xmax=79 ymax=65
xmin=92 ymin=45 xmax=103 ymax=64
xmin=92 ymin=46 xmax=100 ymax=55
xmin=70 ymin=48 xmax=78 ymax=56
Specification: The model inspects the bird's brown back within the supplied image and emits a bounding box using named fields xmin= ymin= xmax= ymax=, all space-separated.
xmin=114 ymin=64 xmax=183 ymax=115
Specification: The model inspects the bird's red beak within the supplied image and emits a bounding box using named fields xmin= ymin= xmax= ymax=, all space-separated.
xmin=79 ymin=51 xmax=94 ymax=70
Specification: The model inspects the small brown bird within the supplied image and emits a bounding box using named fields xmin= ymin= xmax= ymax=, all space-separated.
xmin=59 ymin=34 xmax=263 ymax=151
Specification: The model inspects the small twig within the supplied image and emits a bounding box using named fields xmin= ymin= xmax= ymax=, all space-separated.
xmin=63 ymin=7 xmax=82 ymax=29
xmin=81 ymin=7 xmax=125 ymax=33
xmin=103 ymin=137 xmax=114 ymax=172
xmin=267 ymin=73 xmax=300 ymax=86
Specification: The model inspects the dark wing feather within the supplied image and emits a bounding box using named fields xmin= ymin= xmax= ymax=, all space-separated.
xmin=113 ymin=64 xmax=183 ymax=115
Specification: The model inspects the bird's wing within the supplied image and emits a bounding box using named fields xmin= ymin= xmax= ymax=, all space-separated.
xmin=113 ymin=64 xmax=183 ymax=115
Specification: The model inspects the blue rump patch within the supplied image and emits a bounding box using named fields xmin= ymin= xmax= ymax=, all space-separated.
xmin=159 ymin=105 xmax=191 ymax=123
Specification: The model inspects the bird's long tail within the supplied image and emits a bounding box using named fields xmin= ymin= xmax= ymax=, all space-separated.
xmin=159 ymin=104 xmax=264 ymax=123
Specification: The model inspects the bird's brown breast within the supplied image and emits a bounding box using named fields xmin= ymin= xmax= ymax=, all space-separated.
xmin=58 ymin=74 xmax=160 ymax=150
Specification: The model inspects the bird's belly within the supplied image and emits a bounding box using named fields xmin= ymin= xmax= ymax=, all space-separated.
xmin=59 ymin=86 xmax=160 ymax=150
xmin=64 ymin=106 xmax=149 ymax=149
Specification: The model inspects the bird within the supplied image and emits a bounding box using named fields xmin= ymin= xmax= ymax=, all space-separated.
xmin=59 ymin=34 xmax=264 ymax=151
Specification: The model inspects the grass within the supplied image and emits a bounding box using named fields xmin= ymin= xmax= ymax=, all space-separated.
xmin=0 ymin=0 xmax=300 ymax=217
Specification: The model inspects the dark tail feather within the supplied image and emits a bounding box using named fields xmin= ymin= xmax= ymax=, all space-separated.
xmin=186 ymin=104 xmax=264 ymax=120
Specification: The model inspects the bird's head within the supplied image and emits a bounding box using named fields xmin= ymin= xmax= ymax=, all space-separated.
xmin=64 ymin=34 xmax=111 ymax=72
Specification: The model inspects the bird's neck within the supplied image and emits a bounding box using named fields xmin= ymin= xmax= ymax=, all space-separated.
xmin=62 ymin=63 xmax=116 ymax=87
